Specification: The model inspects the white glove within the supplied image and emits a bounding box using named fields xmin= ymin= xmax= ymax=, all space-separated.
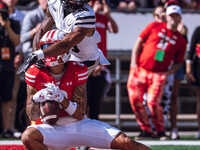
xmin=45 ymin=83 xmax=64 ymax=103
xmin=32 ymin=88 xmax=54 ymax=103
xmin=33 ymin=49 xmax=45 ymax=60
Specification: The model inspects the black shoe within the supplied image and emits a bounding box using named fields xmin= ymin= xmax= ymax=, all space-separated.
xmin=8 ymin=128 xmax=22 ymax=138
xmin=157 ymin=131 xmax=170 ymax=140
xmin=135 ymin=130 xmax=152 ymax=140
xmin=2 ymin=130 xmax=12 ymax=138
xmin=2 ymin=129 xmax=22 ymax=139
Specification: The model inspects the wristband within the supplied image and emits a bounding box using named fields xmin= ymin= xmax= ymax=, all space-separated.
xmin=34 ymin=49 xmax=45 ymax=60
xmin=64 ymin=101 xmax=77 ymax=115
xmin=31 ymin=97 xmax=39 ymax=105
xmin=186 ymin=59 xmax=192 ymax=64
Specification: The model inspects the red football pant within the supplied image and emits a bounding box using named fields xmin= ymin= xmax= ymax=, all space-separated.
xmin=127 ymin=67 xmax=167 ymax=133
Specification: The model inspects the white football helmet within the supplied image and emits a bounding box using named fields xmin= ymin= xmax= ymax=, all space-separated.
xmin=38 ymin=29 xmax=70 ymax=67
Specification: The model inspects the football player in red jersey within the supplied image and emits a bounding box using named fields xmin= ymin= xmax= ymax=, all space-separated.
xmin=21 ymin=29 xmax=151 ymax=150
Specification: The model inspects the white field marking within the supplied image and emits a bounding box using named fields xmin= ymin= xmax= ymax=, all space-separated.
xmin=0 ymin=140 xmax=23 ymax=145
xmin=1 ymin=140 xmax=200 ymax=147
xmin=138 ymin=140 xmax=200 ymax=146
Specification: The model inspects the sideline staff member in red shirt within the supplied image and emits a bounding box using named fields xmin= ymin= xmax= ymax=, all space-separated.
xmin=127 ymin=5 xmax=186 ymax=140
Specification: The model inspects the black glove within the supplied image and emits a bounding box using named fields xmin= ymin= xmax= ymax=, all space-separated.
xmin=16 ymin=53 xmax=38 ymax=74
xmin=35 ymin=60 xmax=46 ymax=69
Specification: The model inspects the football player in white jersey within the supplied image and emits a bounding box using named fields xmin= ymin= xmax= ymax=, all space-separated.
xmin=17 ymin=0 xmax=109 ymax=75
xmin=21 ymin=29 xmax=151 ymax=150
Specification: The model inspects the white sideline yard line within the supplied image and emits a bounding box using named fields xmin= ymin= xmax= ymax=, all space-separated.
xmin=1 ymin=140 xmax=200 ymax=146
xmin=0 ymin=140 xmax=23 ymax=145
xmin=138 ymin=140 xmax=200 ymax=146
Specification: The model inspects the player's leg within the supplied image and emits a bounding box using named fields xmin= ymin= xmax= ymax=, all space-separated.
xmin=75 ymin=118 xmax=151 ymax=150
xmin=110 ymin=132 xmax=151 ymax=150
xmin=21 ymin=127 xmax=47 ymax=150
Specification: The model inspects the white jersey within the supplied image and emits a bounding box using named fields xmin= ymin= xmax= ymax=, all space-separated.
xmin=48 ymin=0 xmax=109 ymax=65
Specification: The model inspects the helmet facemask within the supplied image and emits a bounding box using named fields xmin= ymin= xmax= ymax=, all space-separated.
xmin=41 ymin=44 xmax=70 ymax=67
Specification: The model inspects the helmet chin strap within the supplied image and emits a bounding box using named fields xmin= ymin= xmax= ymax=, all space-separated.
xmin=48 ymin=61 xmax=60 ymax=67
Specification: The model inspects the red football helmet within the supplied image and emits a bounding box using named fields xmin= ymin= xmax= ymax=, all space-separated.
xmin=38 ymin=29 xmax=70 ymax=67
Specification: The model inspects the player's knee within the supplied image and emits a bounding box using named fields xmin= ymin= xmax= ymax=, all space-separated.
xmin=112 ymin=132 xmax=134 ymax=149
xmin=21 ymin=128 xmax=42 ymax=145
xmin=122 ymin=135 xmax=134 ymax=149
xmin=21 ymin=129 xmax=32 ymax=146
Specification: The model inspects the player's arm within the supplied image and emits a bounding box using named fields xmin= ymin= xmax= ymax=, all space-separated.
xmin=32 ymin=7 xmax=55 ymax=52
xmin=60 ymin=83 xmax=87 ymax=120
xmin=41 ymin=27 xmax=94 ymax=58
xmin=26 ymin=84 xmax=40 ymax=121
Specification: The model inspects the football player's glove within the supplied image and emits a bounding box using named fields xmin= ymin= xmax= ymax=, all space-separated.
xmin=32 ymin=88 xmax=54 ymax=103
xmin=45 ymin=83 xmax=65 ymax=103
xmin=17 ymin=50 xmax=45 ymax=74
xmin=17 ymin=53 xmax=38 ymax=74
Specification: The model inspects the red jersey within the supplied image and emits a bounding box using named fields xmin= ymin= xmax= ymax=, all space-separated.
xmin=25 ymin=61 xmax=88 ymax=118
xmin=95 ymin=13 xmax=108 ymax=57
xmin=138 ymin=22 xmax=186 ymax=72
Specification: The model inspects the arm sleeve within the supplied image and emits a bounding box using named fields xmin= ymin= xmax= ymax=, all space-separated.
xmin=139 ymin=22 xmax=155 ymax=42
xmin=25 ymin=65 xmax=39 ymax=89
xmin=74 ymin=63 xmax=88 ymax=86
xmin=187 ymin=27 xmax=200 ymax=60
xmin=74 ymin=6 xmax=96 ymax=28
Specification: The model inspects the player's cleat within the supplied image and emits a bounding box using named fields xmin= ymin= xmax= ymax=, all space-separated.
xmin=17 ymin=53 xmax=38 ymax=74
xmin=135 ymin=130 xmax=153 ymax=140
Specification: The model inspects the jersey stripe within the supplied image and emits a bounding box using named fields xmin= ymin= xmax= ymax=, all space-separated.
xmin=78 ymin=76 xmax=88 ymax=81
xmin=25 ymin=77 xmax=35 ymax=83
xmin=75 ymin=22 xmax=95 ymax=26
xmin=75 ymin=16 xmax=96 ymax=26
xmin=78 ymin=71 xmax=88 ymax=77
xmin=76 ymin=16 xmax=95 ymax=20
xmin=25 ymin=72 xmax=36 ymax=78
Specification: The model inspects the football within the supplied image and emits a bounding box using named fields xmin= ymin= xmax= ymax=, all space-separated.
xmin=40 ymin=100 xmax=60 ymax=125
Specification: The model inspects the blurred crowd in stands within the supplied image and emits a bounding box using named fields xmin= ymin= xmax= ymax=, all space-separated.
xmin=16 ymin=0 xmax=200 ymax=10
